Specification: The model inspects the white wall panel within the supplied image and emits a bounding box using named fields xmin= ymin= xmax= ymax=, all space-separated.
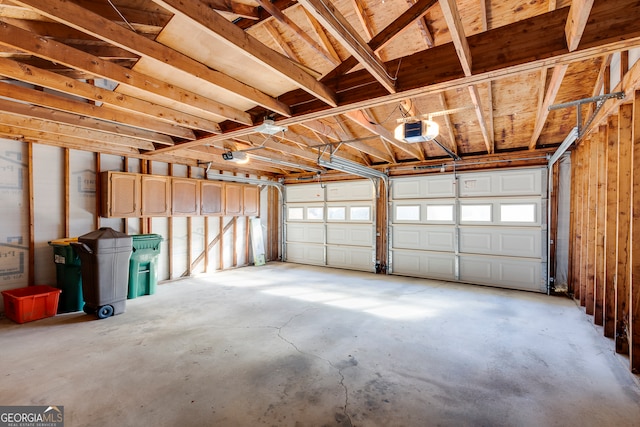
xmin=69 ymin=150 xmax=96 ymax=237
xmin=0 ymin=140 xmax=29 ymax=312
xmin=33 ymin=145 xmax=63 ymax=285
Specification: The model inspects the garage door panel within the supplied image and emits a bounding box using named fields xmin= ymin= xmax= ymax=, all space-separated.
xmin=392 ymin=176 xmax=455 ymax=199
xmin=391 ymin=250 xmax=455 ymax=280
xmin=327 ymin=181 xmax=372 ymax=201
xmin=459 ymin=169 xmax=542 ymax=197
xmin=327 ymin=224 xmax=373 ymax=246
xmin=286 ymin=223 xmax=324 ymax=243
xmin=392 ymin=225 xmax=455 ymax=251
xmin=286 ymin=243 xmax=324 ymax=265
xmin=327 ymin=246 xmax=374 ymax=271
xmin=460 ymin=255 xmax=542 ymax=291
xmin=286 ymin=184 xmax=324 ymax=202
xmin=459 ymin=227 xmax=541 ymax=257
xmin=391 ymin=168 xmax=545 ymax=292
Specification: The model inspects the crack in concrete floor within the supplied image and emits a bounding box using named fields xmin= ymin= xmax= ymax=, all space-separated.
xmin=273 ymin=308 xmax=354 ymax=427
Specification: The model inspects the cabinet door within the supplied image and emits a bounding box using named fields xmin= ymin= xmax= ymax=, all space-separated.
xmin=225 ymin=183 xmax=243 ymax=216
xmin=243 ymin=185 xmax=259 ymax=216
xmin=102 ymin=171 xmax=141 ymax=218
xmin=172 ymin=178 xmax=200 ymax=216
xmin=201 ymin=181 xmax=224 ymax=216
xmin=141 ymin=175 xmax=171 ymax=216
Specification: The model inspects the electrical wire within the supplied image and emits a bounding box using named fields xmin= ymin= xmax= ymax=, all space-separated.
xmin=107 ymin=0 xmax=137 ymax=32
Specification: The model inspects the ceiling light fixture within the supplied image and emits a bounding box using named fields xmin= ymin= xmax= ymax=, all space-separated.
xmin=255 ymin=119 xmax=287 ymax=135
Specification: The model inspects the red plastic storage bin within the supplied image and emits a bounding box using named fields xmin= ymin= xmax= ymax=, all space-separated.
xmin=1 ymin=285 xmax=61 ymax=324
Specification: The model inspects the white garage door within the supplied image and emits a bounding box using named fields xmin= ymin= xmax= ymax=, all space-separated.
xmin=390 ymin=168 xmax=547 ymax=292
xmin=285 ymin=180 xmax=376 ymax=272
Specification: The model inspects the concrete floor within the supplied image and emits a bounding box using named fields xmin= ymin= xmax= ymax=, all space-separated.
xmin=1 ymin=263 xmax=640 ymax=427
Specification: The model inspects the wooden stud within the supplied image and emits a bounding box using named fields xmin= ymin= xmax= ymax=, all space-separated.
xmin=95 ymin=153 xmax=101 ymax=230
xmin=604 ymin=115 xmax=619 ymax=338
xmin=630 ymin=89 xmax=640 ymax=372
xmin=187 ymin=166 xmax=193 ymax=276
xmin=586 ymin=134 xmax=598 ymax=315
xmin=616 ymin=103 xmax=633 ymax=355
xmin=219 ymin=216 xmax=224 ymax=271
xmin=549 ymin=161 xmax=559 ymax=288
xmin=168 ymin=163 xmax=174 ymax=280
xmin=27 ymin=142 xmax=34 ymax=286
xmin=595 ymin=125 xmax=607 ymax=325
xmin=64 ymin=148 xmax=70 ymax=237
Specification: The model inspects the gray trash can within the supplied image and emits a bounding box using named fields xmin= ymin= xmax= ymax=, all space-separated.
xmin=71 ymin=227 xmax=132 ymax=319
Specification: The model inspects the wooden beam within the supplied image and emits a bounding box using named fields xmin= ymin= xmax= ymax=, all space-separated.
xmin=616 ymin=103 xmax=633 ymax=354
xmin=12 ymin=0 xmax=291 ymax=117
xmin=255 ymin=0 xmax=340 ymax=66
xmin=151 ymin=0 xmax=335 ymax=108
xmin=439 ymin=0 xmax=472 ymax=76
xmin=468 ymin=84 xmax=493 ymax=154
xmin=298 ymin=0 xmax=396 ymax=93
xmin=302 ymin=9 xmax=341 ymax=63
xmin=406 ymin=0 xmax=435 ymax=48
xmin=565 ymin=0 xmax=595 ymax=52
xmin=344 ymin=110 xmax=424 ymax=160
xmin=0 ymin=104 xmax=154 ymax=150
xmin=438 ymin=92 xmax=458 ymax=155
xmin=0 ymin=80 xmax=178 ymax=144
xmin=631 ymin=89 xmax=640 ymax=372
xmin=204 ymin=0 xmax=260 ymax=19
xmin=27 ymin=142 xmax=34 ymax=286
xmin=595 ymin=125 xmax=607 ymax=326
xmin=64 ymin=148 xmax=69 ymax=237
xmin=604 ymin=115 xmax=618 ymax=338
xmin=351 ymin=0 xmax=375 ymax=40
xmin=585 ymin=133 xmax=597 ymax=315
xmin=0 ymin=55 xmax=220 ymax=135
xmin=530 ymin=64 xmax=568 ymax=149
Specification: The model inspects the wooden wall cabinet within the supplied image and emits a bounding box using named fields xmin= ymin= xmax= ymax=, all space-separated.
xmin=243 ymin=185 xmax=259 ymax=217
xmin=101 ymin=171 xmax=141 ymax=218
xmin=201 ymin=181 xmax=224 ymax=216
xmin=224 ymin=183 xmax=243 ymax=216
xmin=172 ymin=178 xmax=200 ymax=216
xmin=141 ymin=175 xmax=171 ymax=216
xmin=101 ymin=171 xmax=261 ymax=218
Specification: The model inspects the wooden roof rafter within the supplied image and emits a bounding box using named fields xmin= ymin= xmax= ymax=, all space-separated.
xmin=150 ymin=0 xmax=337 ymax=108
xmin=530 ymin=64 xmax=568 ymax=149
xmin=255 ymin=0 xmax=340 ymax=66
xmin=298 ymin=0 xmax=396 ymax=93
xmin=12 ymin=0 xmax=293 ymax=118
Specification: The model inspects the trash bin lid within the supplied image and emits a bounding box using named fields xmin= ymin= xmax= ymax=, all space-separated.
xmin=48 ymin=237 xmax=78 ymax=246
xmin=78 ymin=227 xmax=132 ymax=252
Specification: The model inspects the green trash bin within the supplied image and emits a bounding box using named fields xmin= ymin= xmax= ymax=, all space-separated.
xmin=48 ymin=238 xmax=83 ymax=313
xmin=128 ymin=234 xmax=163 ymax=299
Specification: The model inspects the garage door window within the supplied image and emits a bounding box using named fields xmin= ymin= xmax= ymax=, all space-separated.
xmin=426 ymin=205 xmax=453 ymax=221
xmin=328 ymin=207 xmax=346 ymax=220
xmin=307 ymin=207 xmax=324 ymax=220
xmin=396 ymin=205 xmax=420 ymax=221
xmin=460 ymin=205 xmax=492 ymax=222
xmin=501 ymin=204 xmax=536 ymax=222
xmin=288 ymin=207 xmax=304 ymax=220
xmin=350 ymin=206 xmax=370 ymax=221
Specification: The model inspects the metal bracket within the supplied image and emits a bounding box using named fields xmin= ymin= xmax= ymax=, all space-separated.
xmin=549 ymin=92 xmax=625 ymax=137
